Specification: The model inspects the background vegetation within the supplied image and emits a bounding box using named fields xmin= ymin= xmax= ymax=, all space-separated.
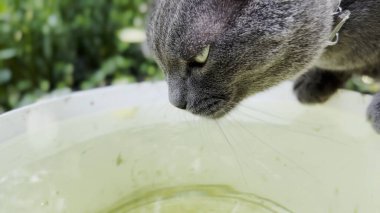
xmin=0 ymin=0 xmax=378 ymax=114
xmin=0 ymin=0 xmax=161 ymax=113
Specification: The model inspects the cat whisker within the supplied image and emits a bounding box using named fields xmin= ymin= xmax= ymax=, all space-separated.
xmin=238 ymin=103 xmax=322 ymax=127
xmin=234 ymin=106 xmax=350 ymax=145
xmin=214 ymin=117 xmax=249 ymax=187
xmin=220 ymin=112 xmax=319 ymax=181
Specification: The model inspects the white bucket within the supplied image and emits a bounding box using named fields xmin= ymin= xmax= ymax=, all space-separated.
xmin=0 ymin=81 xmax=379 ymax=213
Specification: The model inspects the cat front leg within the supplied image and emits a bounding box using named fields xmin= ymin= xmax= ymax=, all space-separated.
xmin=293 ymin=68 xmax=352 ymax=104
xmin=367 ymin=92 xmax=380 ymax=133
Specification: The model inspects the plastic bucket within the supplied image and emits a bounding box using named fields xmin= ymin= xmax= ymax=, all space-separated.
xmin=0 ymin=82 xmax=379 ymax=213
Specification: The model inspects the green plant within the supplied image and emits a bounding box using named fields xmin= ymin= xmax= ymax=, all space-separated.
xmin=0 ymin=0 xmax=162 ymax=113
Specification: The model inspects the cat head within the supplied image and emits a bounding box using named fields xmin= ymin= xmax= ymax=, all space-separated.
xmin=147 ymin=0 xmax=334 ymax=118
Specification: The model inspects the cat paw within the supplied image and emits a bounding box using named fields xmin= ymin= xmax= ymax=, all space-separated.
xmin=293 ymin=69 xmax=349 ymax=104
xmin=367 ymin=93 xmax=380 ymax=133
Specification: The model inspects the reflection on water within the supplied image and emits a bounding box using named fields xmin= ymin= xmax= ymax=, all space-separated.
xmin=100 ymin=185 xmax=292 ymax=213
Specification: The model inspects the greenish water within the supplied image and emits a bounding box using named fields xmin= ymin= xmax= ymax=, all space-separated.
xmin=100 ymin=185 xmax=291 ymax=213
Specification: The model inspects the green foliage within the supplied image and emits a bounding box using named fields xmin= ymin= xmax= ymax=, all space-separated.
xmin=0 ymin=0 xmax=162 ymax=112
xmin=346 ymin=75 xmax=380 ymax=95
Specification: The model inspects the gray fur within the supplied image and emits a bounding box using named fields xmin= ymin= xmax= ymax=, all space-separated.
xmin=368 ymin=93 xmax=380 ymax=133
xmin=294 ymin=68 xmax=351 ymax=104
xmin=146 ymin=0 xmax=380 ymax=132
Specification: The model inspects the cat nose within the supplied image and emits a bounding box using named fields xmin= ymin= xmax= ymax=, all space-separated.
xmin=167 ymin=76 xmax=188 ymax=110
xmin=169 ymin=95 xmax=187 ymax=110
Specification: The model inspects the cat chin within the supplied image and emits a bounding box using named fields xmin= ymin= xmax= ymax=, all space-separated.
xmin=191 ymin=110 xmax=228 ymax=119
xmin=188 ymin=102 xmax=236 ymax=119
xmin=200 ymin=110 xmax=229 ymax=119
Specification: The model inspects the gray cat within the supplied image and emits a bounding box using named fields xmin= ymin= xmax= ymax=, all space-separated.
xmin=146 ymin=0 xmax=380 ymax=133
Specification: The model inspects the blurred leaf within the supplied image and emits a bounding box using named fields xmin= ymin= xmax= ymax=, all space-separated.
xmin=39 ymin=80 xmax=50 ymax=91
xmin=0 ymin=69 xmax=12 ymax=84
xmin=0 ymin=49 xmax=17 ymax=60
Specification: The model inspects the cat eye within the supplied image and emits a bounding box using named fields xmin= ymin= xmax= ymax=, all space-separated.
xmin=193 ymin=45 xmax=210 ymax=65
